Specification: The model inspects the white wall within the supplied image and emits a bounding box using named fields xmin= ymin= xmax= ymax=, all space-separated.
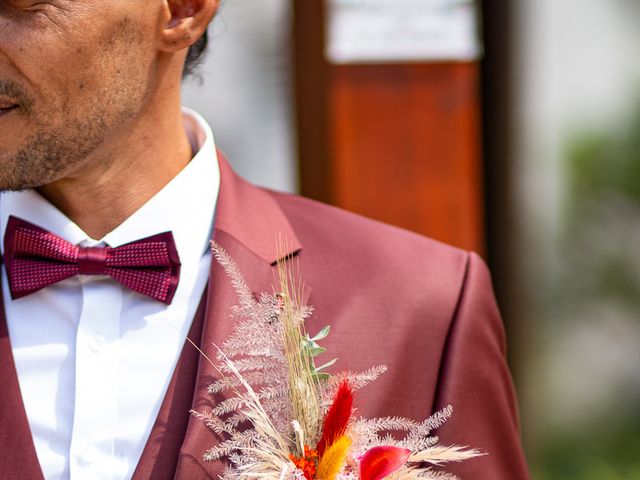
xmin=515 ymin=0 xmax=640 ymax=255
xmin=182 ymin=0 xmax=297 ymax=193
xmin=514 ymin=0 xmax=640 ymax=435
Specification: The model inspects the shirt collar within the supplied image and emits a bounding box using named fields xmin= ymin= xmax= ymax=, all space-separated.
xmin=0 ymin=108 xmax=220 ymax=271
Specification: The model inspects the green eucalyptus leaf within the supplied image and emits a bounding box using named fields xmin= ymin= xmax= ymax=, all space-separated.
xmin=311 ymin=325 xmax=331 ymax=342
xmin=315 ymin=358 xmax=338 ymax=372
xmin=313 ymin=372 xmax=331 ymax=381
xmin=307 ymin=346 xmax=326 ymax=357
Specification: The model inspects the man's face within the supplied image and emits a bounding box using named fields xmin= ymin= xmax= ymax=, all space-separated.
xmin=0 ymin=1 xmax=159 ymax=190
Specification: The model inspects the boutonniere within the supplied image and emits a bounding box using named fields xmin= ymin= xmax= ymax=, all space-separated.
xmin=191 ymin=242 xmax=482 ymax=479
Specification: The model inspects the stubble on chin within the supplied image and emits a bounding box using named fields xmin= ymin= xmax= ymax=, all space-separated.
xmin=0 ymin=108 xmax=109 ymax=192
xmin=0 ymin=16 xmax=150 ymax=193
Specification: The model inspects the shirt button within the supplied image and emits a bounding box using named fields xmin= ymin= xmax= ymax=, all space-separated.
xmin=77 ymin=445 xmax=100 ymax=465
xmin=88 ymin=335 xmax=107 ymax=353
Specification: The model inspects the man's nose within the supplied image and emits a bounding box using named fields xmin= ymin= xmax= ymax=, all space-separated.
xmin=0 ymin=16 xmax=12 ymax=54
xmin=0 ymin=10 xmax=20 ymax=52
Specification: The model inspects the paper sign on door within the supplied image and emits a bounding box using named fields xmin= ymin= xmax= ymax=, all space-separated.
xmin=326 ymin=0 xmax=481 ymax=64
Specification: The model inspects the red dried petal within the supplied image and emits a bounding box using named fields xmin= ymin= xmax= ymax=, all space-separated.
xmin=359 ymin=445 xmax=412 ymax=480
xmin=317 ymin=380 xmax=354 ymax=456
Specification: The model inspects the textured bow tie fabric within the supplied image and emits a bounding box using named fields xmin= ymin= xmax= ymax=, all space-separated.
xmin=3 ymin=216 xmax=181 ymax=304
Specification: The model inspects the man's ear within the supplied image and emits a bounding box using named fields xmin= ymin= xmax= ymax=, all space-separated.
xmin=159 ymin=0 xmax=219 ymax=53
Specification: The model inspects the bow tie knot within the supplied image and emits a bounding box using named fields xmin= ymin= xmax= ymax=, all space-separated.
xmin=78 ymin=246 xmax=108 ymax=275
xmin=3 ymin=216 xmax=181 ymax=304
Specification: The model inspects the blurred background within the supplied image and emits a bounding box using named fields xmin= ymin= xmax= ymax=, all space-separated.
xmin=183 ymin=1 xmax=640 ymax=478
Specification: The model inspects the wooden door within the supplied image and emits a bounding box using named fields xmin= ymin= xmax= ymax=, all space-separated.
xmin=294 ymin=1 xmax=484 ymax=254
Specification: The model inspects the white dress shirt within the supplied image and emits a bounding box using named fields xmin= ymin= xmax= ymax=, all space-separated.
xmin=0 ymin=109 xmax=220 ymax=480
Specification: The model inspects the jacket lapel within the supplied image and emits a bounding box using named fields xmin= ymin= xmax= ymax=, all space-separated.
xmin=175 ymin=156 xmax=308 ymax=478
xmin=0 ymin=155 xmax=307 ymax=479
xmin=131 ymin=291 xmax=208 ymax=480
xmin=0 ymin=271 xmax=45 ymax=480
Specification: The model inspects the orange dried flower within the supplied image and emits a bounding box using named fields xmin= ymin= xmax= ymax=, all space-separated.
xmin=289 ymin=445 xmax=319 ymax=479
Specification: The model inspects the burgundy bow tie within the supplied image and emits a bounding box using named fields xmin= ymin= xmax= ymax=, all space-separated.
xmin=3 ymin=216 xmax=181 ymax=305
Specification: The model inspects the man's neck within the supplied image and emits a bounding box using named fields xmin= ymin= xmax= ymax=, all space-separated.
xmin=37 ymin=100 xmax=192 ymax=240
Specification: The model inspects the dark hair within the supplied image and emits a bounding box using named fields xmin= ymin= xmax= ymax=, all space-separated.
xmin=183 ymin=30 xmax=209 ymax=78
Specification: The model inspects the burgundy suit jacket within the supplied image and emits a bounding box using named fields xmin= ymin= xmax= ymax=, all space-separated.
xmin=0 ymin=156 xmax=529 ymax=479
